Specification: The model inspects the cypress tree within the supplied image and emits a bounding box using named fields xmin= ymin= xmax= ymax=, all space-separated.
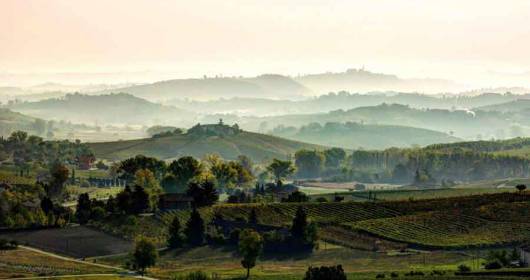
xmin=185 ymin=208 xmax=205 ymax=246
xmin=291 ymin=206 xmax=308 ymax=240
xmin=168 ymin=215 xmax=184 ymax=248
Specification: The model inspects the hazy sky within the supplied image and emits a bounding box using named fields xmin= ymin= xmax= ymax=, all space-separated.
xmin=2 ymin=0 xmax=530 ymax=86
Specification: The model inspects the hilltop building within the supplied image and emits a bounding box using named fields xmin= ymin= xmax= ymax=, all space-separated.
xmin=187 ymin=119 xmax=241 ymax=137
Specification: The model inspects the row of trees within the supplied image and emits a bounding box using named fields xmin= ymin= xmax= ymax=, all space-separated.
xmin=294 ymin=148 xmax=346 ymax=179
xmin=117 ymin=154 xmax=255 ymax=193
xmin=129 ymin=205 xmax=319 ymax=278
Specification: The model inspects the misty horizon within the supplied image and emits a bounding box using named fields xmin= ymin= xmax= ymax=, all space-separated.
xmin=3 ymin=0 xmax=530 ymax=90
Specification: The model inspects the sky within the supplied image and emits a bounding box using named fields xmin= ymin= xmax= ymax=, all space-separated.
xmin=2 ymin=0 xmax=530 ymax=86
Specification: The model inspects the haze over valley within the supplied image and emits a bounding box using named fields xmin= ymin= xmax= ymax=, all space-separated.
xmin=5 ymin=1 xmax=530 ymax=280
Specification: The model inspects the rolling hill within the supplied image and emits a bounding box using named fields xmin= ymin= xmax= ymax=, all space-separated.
xmin=7 ymin=93 xmax=196 ymax=126
xmin=424 ymin=137 xmax=530 ymax=159
xmin=211 ymin=103 xmax=530 ymax=140
xmin=295 ymin=68 xmax=464 ymax=94
xmin=0 ymin=108 xmax=39 ymax=136
xmin=475 ymin=99 xmax=530 ymax=113
xmin=171 ymin=92 xmax=530 ymax=117
xmin=100 ymin=74 xmax=311 ymax=101
xmin=271 ymin=122 xmax=460 ymax=150
xmin=89 ymin=125 xmax=323 ymax=162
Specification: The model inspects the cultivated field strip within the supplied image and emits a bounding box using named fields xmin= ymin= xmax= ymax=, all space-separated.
xmin=158 ymin=201 xmax=400 ymax=227
xmin=346 ymin=212 xmax=530 ymax=247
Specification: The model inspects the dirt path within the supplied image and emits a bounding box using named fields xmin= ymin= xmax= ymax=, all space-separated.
xmin=19 ymin=246 xmax=122 ymax=271
xmin=4 ymin=273 xmax=119 ymax=280
xmin=15 ymin=246 xmax=159 ymax=280
xmin=4 ymin=274 xmax=157 ymax=280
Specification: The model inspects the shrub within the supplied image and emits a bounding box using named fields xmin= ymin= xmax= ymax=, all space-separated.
xmin=282 ymin=191 xmax=309 ymax=203
xmin=303 ymin=265 xmax=347 ymax=280
xmin=90 ymin=206 xmax=106 ymax=221
xmin=174 ymin=271 xmax=210 ymax=280
xmin=457 ymin=264 xmax=471 ymax=273
xmin=0 ymin=239 xmax=18 ymax=250
xmin=315 ymin=197 xmax=328 ymax=203
xmin=375 ymin=273 xmax=385 ymax=279
xmin=390 ymin=272 xmax=399 ymax=278
xmin=485 ymin=261 xmax=502 ymax=270
xmin=404 ymin=271 xmax=424 ymax=276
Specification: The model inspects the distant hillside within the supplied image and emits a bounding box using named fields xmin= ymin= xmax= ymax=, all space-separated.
xmin=101 ymin=74 xmax=311 ymax=101
xmin=212 ymin=103 xmax=530 ymax=140
xmin=0 ymin=108 xmax=39 ymax=136
xmin=7 ymin=93 xmax=196 ymax=126
xmin=295 ymin=68 xmax=464 ymax=94
xmin=89 ymin=124 xmax=323 ymax=162
xmin=179 ymin=92 xmax=530 ymax=117
xmin=271 ymin=122 xmax=460 ymax=150
xmin=475 ymin=99 xmax=530 ymax=113
xmin=424 ymin=137 xmax=530 ymax=158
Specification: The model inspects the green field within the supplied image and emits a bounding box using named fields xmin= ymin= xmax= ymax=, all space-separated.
xmin=98 ymin=244 xmax=479 ymax=280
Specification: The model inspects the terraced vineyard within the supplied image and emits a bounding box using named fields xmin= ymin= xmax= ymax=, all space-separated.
xmin=156 ymin=192 xmax=530 ymax=249
xmin=158 ymin=201 xmax=400 ymax=227
xmin=346 ymin=212 xmax=530 ymax=248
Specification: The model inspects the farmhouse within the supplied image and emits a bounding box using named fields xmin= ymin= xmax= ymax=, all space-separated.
xmin=77 ymin=154 xmax=96 ymax=170
xmin=158 ymin=193 xmax=194 ymax=210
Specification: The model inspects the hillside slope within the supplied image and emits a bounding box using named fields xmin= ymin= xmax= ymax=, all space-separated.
xmin=89 ymin=130 xmax=323 ymax=162
xmin=475 ymin=99 xmax=530 ymax=113
xmin=295 ymin=68 xmax=463 ymax=94
xmin=0 ymin=108 xmax=38 ymax=136
xmin=220 ymin=103 xmax=530 ymax=140
xmin=102 ymin=74 xmax=311 ymax=100
xmin=7 ymin=93 xmax=196 ymax=126
xmin=272 ymin=122 xmax=460 ymax=149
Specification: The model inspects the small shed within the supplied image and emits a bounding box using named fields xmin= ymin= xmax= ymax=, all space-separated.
xmin=158 ymin=193 xmax=193 ymax=210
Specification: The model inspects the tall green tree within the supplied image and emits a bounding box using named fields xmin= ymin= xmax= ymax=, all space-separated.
xmin=118 ymin=155 xmax=166 ymax=182
xmin=239 ymin=229 xmax=263 ymax=279
xmin=324 ymin=148 xmax=346 ymax=169
xmin=210 ymin=161 xmax=238 ymax=189
xmin=131 ymin=185 xmax=150 ymax=214
xmin=133 ymin=236 xmax=158 ymax=275
xmin=161 ymin=174 xmax=178 ymax=193
xmin=185 ymin=208 xmax=205 ymax=246
xmin=75 ymin=193 xmax=92 ymax=224
xmin=168 ymin=156 xmax=203 ymax=192
xmin=186 ymin=180 xmax=219 ymax=207
xmin=168 ymin=215 xmax=184 ymax=248
xmin=230 ymin=161 xmax=255 ymax=188
xmin=266 ymin=159 xmax=295 ymax=185
xmin=291 ymin=206 xmax=308 ymax=240
xmin=134 ymin=169 xmax=162 ymax=210
xmin=47 ymin=163 xmax=70 ymax=199
xmin=295 ymin=150 xmax=325 ymax=178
